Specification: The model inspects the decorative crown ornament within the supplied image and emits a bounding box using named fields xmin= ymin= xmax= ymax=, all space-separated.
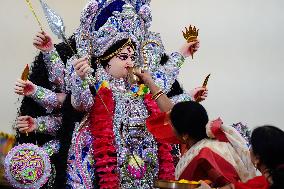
xmin=90 ymin=3 xmax=143 ymax=58
xmin=182 ymin=25 xmax=199 ymax=43
xmin=182 ymin=25 xmax=199 ymax=59
xmin=76 ymin=1 xmax=152 ymax=58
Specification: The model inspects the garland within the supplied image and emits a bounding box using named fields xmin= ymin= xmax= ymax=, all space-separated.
xmin=89 ymin=87 xmax=119 ymax=189
xmin=144 ymin=94 xmax=175 ymax=180
xmin=130 ymin=83 xmax=149 ymax=97
xmin=88 ymin=86 xmax=175 ymax=188
xmin=95 ymin=80 xmax=149 ymax=97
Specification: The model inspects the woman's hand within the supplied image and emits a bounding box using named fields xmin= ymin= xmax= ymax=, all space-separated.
xmin=190 ymin=87 xmax=208 ymax=102
xmin=33 ymin=31 xmax=53 ymax=52
xmin=134 ymin=70 xmax=154 ymax=86
xmin=136 ymin=70 xmax=174 ymax=112
xmin=14 ymin=79 xmax=36 ymax=96
xmin=180 ymin=39 xmax=200 ymax=58
xmin=16 ymin=116 xmax=36 ymax=133
xmin=73 ymin=56 xmax=91 ymax=80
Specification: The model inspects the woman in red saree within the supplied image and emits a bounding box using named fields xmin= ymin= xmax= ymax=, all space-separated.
xmin=146 ymin=102 xmax=256 ymax=187
xmin=197 ymin=125 xmax=284 ymax=189
xmin=137 ymin=71 xmax=256 ymax=187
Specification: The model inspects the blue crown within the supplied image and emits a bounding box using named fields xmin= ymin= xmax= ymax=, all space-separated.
xmin=93 ymin=0 xmax=151 ymax=30
xmin=76 ymin=0 xmax=152 ymax=57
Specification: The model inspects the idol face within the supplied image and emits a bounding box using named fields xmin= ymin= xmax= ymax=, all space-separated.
xmin=106 ymin=46 xmax=136 ymax=79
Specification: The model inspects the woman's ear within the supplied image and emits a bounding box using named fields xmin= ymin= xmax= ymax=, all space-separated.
xmin=252 ymin=153 xmax=261 ymax=169
xmin=181 ymin=134 xmax=189 ymax=144
xmin=255 ymin=156 xmax=261 ymax=164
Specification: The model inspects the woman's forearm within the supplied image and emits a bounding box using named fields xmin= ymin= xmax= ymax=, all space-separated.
xmin=147 ymin=79 xmax=174 ymax=112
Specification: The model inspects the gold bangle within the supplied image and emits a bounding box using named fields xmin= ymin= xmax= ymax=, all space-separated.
xmin=152 ymin=90 xmax=163 ymax=100
xmin=153 ymin=92 xmax=164 ymax=100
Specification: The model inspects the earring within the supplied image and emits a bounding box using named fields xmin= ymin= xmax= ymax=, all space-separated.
xmin=254 ymin=162 xmax=258 ymax=171
xmin=182 ymin=136 xmax=187 ymax=143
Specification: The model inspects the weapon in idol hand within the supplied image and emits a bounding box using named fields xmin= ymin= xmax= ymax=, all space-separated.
xmin=20 ymin=64 xmax=30 ymax=136
xmin=195 ymin=74 xmax=210 ymax=103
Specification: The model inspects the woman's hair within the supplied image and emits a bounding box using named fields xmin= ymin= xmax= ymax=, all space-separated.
xmin=251 ymin=125 xmax=284 ymax=189
xmin=170 ymin=101 xmax=209 ymax=142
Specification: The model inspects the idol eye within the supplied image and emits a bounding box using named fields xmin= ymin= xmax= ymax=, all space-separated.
xmin=117 ymin=54 xmax=128 ymax=60
xmin=130 ymin=56 xmax=136 ymax=61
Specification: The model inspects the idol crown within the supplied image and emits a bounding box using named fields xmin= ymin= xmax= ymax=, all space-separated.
xmin=182 ymin=25 xmax=199 ymax=42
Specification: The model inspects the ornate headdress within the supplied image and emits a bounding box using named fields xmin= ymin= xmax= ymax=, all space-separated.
xmin=75 ymin=0 xmax=152 ymax=59
xmin=99 ymin=37 xmax=135 ymax=61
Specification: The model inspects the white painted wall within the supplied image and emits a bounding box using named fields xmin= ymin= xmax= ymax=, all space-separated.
xmin=0 ymin=0 xmax=283 ymax=134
